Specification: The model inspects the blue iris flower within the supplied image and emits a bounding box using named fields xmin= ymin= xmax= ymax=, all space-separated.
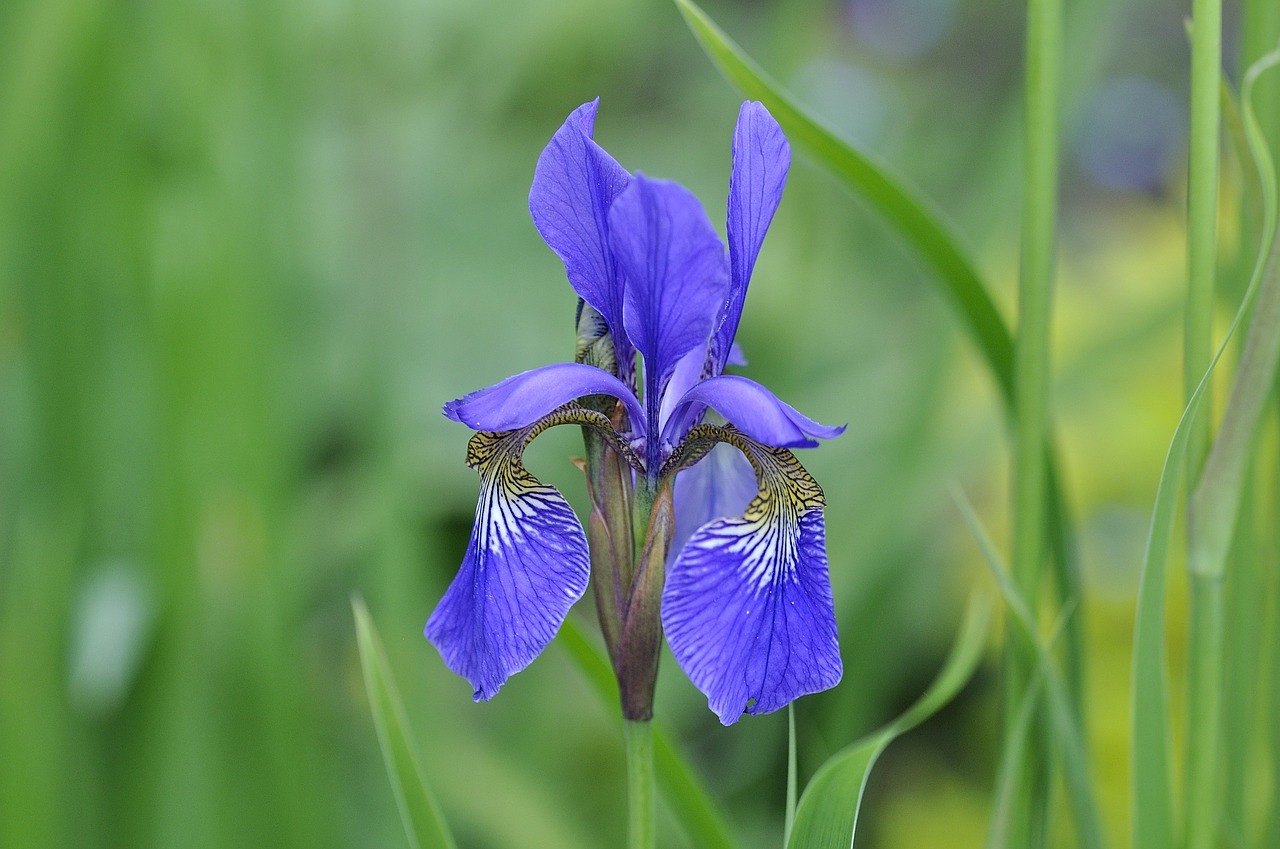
xmin=427 ymin=100 xmax=844 ymax=725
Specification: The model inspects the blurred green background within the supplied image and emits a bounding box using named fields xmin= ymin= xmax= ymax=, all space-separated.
xmin=0 ymin=0 xmax=1256 ymax=846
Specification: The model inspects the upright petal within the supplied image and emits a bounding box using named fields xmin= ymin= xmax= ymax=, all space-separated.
xmin=609 ymin=175 xmax=729 ymax=429
xmin=710 ymin=102 xmax=790 ymax=372
xmin=426 ymin=427 xmax=590 ymax=700
xmin=662 ymin=374 xmax=845 ymax=449
xmin=662 ymin=432 xmax=841 ymax=724
xmin=529 ymin=100 xmax=635 ymax=373
xmin=445 ymin=362 xmax=645 ymax=435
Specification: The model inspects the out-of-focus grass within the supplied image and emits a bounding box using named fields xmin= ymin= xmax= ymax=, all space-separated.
xmin=0 ymin=0 xmax=1232 ymax=847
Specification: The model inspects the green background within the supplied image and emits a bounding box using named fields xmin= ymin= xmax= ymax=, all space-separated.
xmin=0 ymin=0 xmax=1254 ymax=846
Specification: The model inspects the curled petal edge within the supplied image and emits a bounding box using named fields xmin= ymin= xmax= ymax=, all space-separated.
xmin=444 ymin=362 xmax=646 ymax=438
xmin=662 ymin=374 xmax=845 ymax=449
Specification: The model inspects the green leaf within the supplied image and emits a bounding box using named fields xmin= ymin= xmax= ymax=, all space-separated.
xmin=352 ymin=597 xmax=457 ymax=849
xmin=1130 ymin=48 xmax=1280 ymax=849
xmin=952 ymin=488 xmax=1107 ymax=849
xmin=784 ymin=592 xmax=993 ymax=849
xmin=675 ymin=0 xmax=1010 ymax=396
xmin=557 ymin=618 xmax=739 ymax=849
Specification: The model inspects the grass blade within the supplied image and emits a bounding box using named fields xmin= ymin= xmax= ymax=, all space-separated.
xmin=557 ymin=618 xmax=739 ymax=849
xmin=674 ymin=0 xmax=1010 ymax=396
xmin=987 ymin=605 xmax=1074 ymax=849
xmin=352 ymin=597 xmax=457 ymax=849
xmin=1129 ymin=49 xmax=1280 ymax=849
xmin=784 ymin=592 xmax=993 ymax=849
xmin=1006 ymin=0 xmax=1063 ymax=839
xmin=1183 ymin=47 xmax=1280 ymax=849
xmin=952 ymin=489 xmax=1107 ymax=849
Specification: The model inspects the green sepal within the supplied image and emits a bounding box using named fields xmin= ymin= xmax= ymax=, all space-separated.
xmin=574 ymin=435 xmax=635 ymax=665
xmin=617 ymin=482 xmax=673 ymax=721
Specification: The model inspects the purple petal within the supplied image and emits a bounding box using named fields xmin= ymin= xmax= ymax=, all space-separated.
xmin=656 ymin=346 xmax=708 ymax=439
xmin=426 ymin=430 xmax=590 ymax=700
xmin=668 ymin=442 xmax=758 ymax=565
xmin=609 ymin=175 xmax=729 ymax=421
xmin=445 ymin=362 xmax=644 ymax=433
xmin=529 ymin=100 xmax=635 ymax=368
xmin=663 ymin=374 xmax=845 ymax=448
xmin=710 ymin=102 xmax=790 ymax=372
xmin=663 ymin=444 xmax=841 ymax=724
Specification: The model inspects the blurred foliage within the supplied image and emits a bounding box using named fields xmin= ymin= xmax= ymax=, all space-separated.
xmin=0 ymin=0 xmax=1256 ymax=847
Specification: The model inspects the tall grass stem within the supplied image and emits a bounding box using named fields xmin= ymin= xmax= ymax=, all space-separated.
xmin=1184 ymin=0 xmax=1223 ymax=474
xmin=1007 ymin=0 xmax=1062 ymax=840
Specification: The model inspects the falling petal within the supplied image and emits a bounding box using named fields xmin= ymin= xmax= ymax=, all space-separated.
xmin=663 ymin=433 xmax=841 ymax=724
xmin=426 ymin=427 xmax=591 ymax=700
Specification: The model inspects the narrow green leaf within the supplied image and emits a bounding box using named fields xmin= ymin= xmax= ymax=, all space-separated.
xmin=1187 ymin=48 xmax=1280 ymax=580
xmin=1131 ymin=49 xmax=1280 ymax=849
xmin=558 ymin=618 xmax=739 ymax=849
xmin=1183 ymin=48 xmax=1280 ymax=849
xmin=988 ymin=604 xmax=1074 ymax=849
xmin=952 ymin=490 xmax=1107 ymax=849
xmin=675 ymin=0 xmax=1011 ymax=396
xmin=352 ymin=597 xmax=456 ymax=849
xmin=784 ymin=592 xmax=993 ymax=849
xmin=987 ymin=673 xmax=1043 ymax=849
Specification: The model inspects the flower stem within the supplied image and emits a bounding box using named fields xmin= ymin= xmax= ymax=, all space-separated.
xmin=624 ymin=719 xmax=656 ymax=849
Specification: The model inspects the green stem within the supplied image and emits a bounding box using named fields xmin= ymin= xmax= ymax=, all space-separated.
xmin=1183 ymin=573 xmax=1225 ymax=849
xmin=1007 ymin=0 xmax=1061 ymax=841
xmin=624 ymin=720 xmax=656 ymax=849
xmin=784 ymin=706 xmax=797 ymax=848
xmin=1184 ymin=0 xmax=1223 ymax=476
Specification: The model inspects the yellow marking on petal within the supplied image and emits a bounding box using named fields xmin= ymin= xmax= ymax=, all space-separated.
xmin=663 ymin=424 xmax=825 ymax=522
xmin=465 ymin=403 xmax=643 ymax=493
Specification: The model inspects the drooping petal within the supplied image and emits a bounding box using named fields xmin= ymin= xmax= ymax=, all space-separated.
xmin=709 ymin=102 xmax=790 ymax=372
xmin=662 ymin=432 xmax=841 ymax=724
xmin=609 ymin=174 xmax=729 ymax=429
xmin=529 ymin=100 xmax=635 ymax=374
xmin=426 ymin=426 xmax=591 ymax=700
xmin=662 ymin=374 xmax=845 ymax=449
xmin=668 ymin=441 xmax=758 ymax=564
xmin=445 ymin=362 xmax=644 ymax=434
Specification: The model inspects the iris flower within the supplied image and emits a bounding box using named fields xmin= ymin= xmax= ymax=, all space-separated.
xmin=427 ymin=99 xmax=844 ymax=725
